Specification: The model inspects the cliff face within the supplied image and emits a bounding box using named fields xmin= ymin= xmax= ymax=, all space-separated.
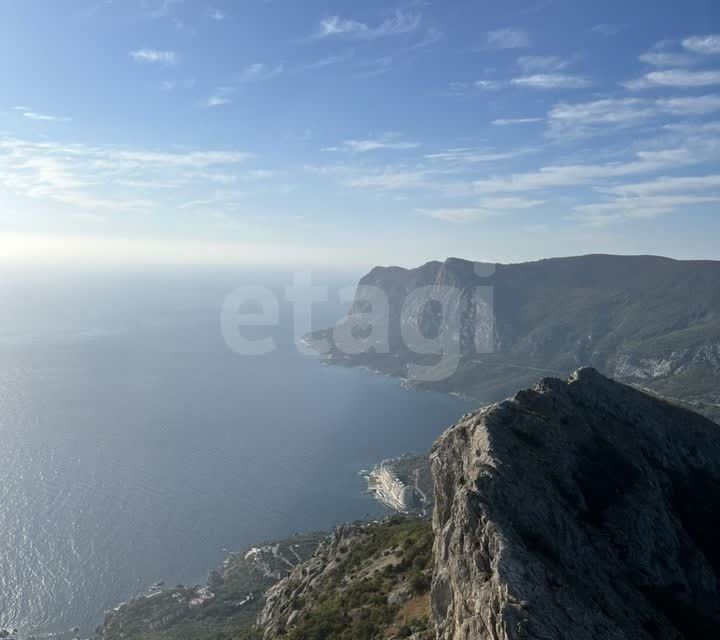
xmin=309 ymin=255 xmax=720 ymax=422
xmin=431 ymin=368 xmax=720 ymax=640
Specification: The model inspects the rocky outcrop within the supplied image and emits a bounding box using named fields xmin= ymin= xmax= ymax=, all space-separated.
xmin=431 ymin=368 xmax=720 ymax=640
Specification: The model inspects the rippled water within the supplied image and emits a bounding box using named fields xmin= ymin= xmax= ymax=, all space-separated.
xmin=0 ymin=268 xmax=473 ymax=637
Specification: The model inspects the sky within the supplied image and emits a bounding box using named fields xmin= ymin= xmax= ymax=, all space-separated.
xmin=1 ymin=0 xmax=720 ymax=268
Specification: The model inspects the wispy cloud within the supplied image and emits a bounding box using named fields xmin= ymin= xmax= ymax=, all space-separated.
xmin=311 ymin=10 xmax=421 ymax=40
xmin=590 ymin=23 xmax=625 ymax=36
xmin=574 ymin=162 xmax=720 ymax=225
xmin=484 ymin=27 xmax=530 ymax=50
xmin=657 ymin=94 xmax=720 ymax=114
xmin=474 ymin=79 xmax=502 ymax=90
xmin=600 ymin=174 xmax=720 ymax=197
xmin=638 ymin=40 xmax=698 ymax=67
xmin=0 ymin=136 xmax=254 ymax=215
xmin=446 ymin=79 xmax=503 ymax=94
xmin=682 ymin=34 xmax=720 ymax=55
xmin=511 ymin=73 xmax=591 ymax=89
xmin=203 ymin=65 xmax=283 ymax=108
xmin=207 ymin=96 xmax=231 ymax=107
xmin=208 ymin=8 xmax=225 ymax=21
xmin=237 ymin=63 xmax=284 ymax=83
xmin=639 ymin=50 xmax=698 ymax=67
xmin=492 ymin=117 xmax=543 ymax=126
xmin=300 ymin=51 xmax=354 ymax=71
xmin=624 ymin=69 xmax=720 ymax=90
xmin=516 ymin=55 xmax=570 ymax=73
xmin=547 ymin=98 xmax=656 ymax=136
xmin=407 ymin=27 xmax=443 ymax=50
xmin=663 ymin=121 xmax=720 ymax=135
xmin=13 ymin=106 xmax=71 ymax=123
xmin=326 ymin=166 xmax=430 ymax=191
xmin=573 ymin=194 xmax=720 ymax=225
xmin=417 ymin=197 xmax=543 ymax=223
xmin=473 ymin=141 xmax=720 ymax=194
xmin=354 ymin=56 xmax=394 ymax=78
xmin=308 ymin=146 xmax=532 ymax=197
xmin=306 ymin=161 xmax=472 ymax=196
xmin=417 ymin=207 xmax=491 ymax=223
xmin=206 ymin=86 xmax=233 ymax=107
xmin=546 ymin=94 xmax=720 ymax=138
xmin=130 ymin=49 xmax=177 ymax=65
xmin=424 ymin=147 xmax=533 ymax=164
xmin=177 ymin=189 xmax=245 ymax=210
xmin=323 ymin=134 xmax=420 ymax=153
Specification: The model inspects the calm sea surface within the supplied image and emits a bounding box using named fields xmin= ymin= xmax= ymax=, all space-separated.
xmin=0 ymin=267 xmax=473 ymax=637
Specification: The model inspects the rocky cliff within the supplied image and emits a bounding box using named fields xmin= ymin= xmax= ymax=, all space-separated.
xmin=309 ymin=254 xmax=720 ymax=422
xmin=431 ymin=368 xmax=720 ymax=640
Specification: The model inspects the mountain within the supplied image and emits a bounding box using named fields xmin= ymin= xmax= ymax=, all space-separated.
xmin=432 ymin=368 xmax=720 ymax=639
xmin=308 ymin=254 xmax=720 ymax=422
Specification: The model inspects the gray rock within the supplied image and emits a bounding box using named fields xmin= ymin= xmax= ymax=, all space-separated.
xmin=388 ymin=585 xmax=412 ymax=606
xmin=431 ymin=367 xmax=720 ymax=640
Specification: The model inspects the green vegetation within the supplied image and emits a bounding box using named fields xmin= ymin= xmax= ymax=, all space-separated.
xmin=277 ymin=517 xmax=434 ymax=640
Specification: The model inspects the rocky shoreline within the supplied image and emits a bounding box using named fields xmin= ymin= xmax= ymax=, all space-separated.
xmin=96 ymin=532 xmax=324 ymax=640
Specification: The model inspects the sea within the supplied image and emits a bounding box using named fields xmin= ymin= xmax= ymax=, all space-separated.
xmin=0 ymin=266 xmax=474 ymax=638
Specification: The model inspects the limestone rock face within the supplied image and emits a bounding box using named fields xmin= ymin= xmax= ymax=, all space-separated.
xmin=431 ymin=368 xmax=720 ymax=640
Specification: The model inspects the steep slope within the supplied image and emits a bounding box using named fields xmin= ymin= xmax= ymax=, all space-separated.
xmin=258 ymin=517 xmax=435 ymax=640
xmin=431 ymin=368 xmax=720 ymax=640
xmin=309 ymin=255 xmax=720 ymax=422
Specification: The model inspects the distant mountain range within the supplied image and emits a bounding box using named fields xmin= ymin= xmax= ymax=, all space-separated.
xmin=308 ymin=254 xmax=720 ymax=423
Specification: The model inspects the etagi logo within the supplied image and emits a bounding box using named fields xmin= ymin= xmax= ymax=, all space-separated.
xmin=221 ymin=263 xmax=495 ymax=383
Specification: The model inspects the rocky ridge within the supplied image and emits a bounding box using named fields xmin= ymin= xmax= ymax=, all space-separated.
xmin=431 ymin=367 xmax=720 ymax=639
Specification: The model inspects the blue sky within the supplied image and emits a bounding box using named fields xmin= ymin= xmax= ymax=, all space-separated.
xmin=1 ymin=0 xmax=720 ymax=267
